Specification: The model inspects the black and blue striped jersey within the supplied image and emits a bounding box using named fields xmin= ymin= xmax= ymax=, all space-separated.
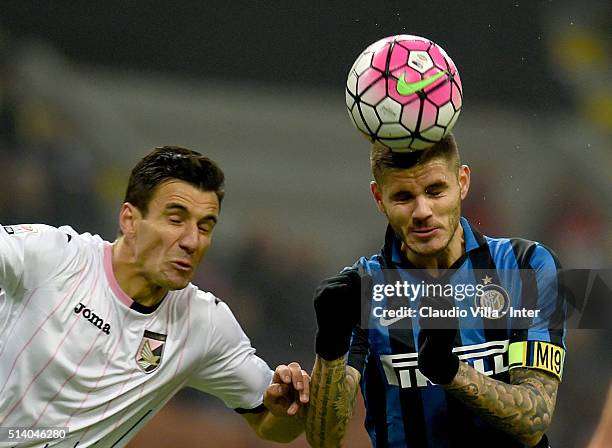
xmin=347 ymin=217 xmax=566 ymax=448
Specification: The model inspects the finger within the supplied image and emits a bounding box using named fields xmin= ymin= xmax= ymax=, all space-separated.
xmin=342 ymin=269 xmax=361 ymax=285
xmin=266 ymin=383 xmax=289 ymax=399
xmin=287 ymin=400 xmax=299 ymax=416
xmin=287 ymin=362 xmax=304 ymax=391
xmin=300 ymin=370 xmax=310 ymax=403
xmin=274 ymin=364 xmax=292 ymax=384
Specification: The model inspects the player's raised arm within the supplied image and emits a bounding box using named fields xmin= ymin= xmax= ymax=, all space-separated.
xmin=305 ymin=269 xmax=362 ymax=448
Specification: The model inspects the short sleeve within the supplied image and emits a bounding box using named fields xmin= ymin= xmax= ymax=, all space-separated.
xmin=0 ymin=224 xmax=73 ymax=296
xmin=188 ymin=299 xmax=273 ymax=410
xmin=509 ymin=244 xmax=567 ymax=381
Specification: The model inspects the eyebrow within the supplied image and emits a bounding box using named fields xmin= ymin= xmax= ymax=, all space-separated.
xmin=165 ymin=203 xmax=218 ymax=224
xmin=426 ymin=181 xmax=449 ymax=190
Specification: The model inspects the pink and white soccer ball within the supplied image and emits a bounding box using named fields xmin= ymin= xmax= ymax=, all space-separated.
xmin=345 ymin=34 xmax=463 ymax=152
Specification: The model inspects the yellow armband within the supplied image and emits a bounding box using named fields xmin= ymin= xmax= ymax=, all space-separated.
xmin=508 ymin=341 xmax=565 ymax=381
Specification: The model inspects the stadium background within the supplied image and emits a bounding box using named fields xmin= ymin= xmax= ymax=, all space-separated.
xmin=0 ymin=1 xmax=610 ymax=446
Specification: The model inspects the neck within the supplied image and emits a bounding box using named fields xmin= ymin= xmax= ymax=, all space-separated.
xmin=401 ymin=224 xmax=465 ymax=272
xmin=111 ymin=239 xmax=167 ymax=308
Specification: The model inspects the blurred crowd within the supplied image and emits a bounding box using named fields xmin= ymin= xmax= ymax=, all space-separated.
xmin=0 ymin=40 xmax=103 ymax=233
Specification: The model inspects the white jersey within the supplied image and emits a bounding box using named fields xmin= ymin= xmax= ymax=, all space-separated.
xmin=0 ymin=224 xmax=273 ymax=447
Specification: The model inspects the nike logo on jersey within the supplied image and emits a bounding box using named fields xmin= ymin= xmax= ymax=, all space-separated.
xmin=379 ymin=315 xmax=409 ymax=326
xmin=396 ymin=70 xmax=447 ymax=96
xmin=74 ymin=302 xmax=111 ymax=335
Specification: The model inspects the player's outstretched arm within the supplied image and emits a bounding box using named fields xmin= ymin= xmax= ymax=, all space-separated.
xmin=444 ymin=364 xmax=559 ymax=447
xmin=305 ymin=354 xmax=360 ymax=448
xmin=242 ymin=362 xmax=310 ymax=443
xmin=305 ymin=269 xmax=363 ymax=447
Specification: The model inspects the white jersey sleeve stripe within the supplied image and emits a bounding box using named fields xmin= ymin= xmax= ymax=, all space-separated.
xmin=0 ymin=265 xmax=90 ymax=407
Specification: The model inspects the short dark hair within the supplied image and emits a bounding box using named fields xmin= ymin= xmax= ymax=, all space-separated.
xmin=124 ymin=146 xmax=225 ymax=215
xmin=370 ymin=133 xmax=460 ymax=184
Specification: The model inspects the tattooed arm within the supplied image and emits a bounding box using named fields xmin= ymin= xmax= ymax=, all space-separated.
xmin=305 ymin=355 xmax=361 ymax=448
xmin=445 ymin=364 xmax=559 ymax=446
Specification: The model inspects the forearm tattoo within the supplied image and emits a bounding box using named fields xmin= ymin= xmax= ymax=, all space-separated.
xmin=445 ymin=363 xmax=559 ymax=445
xmin=306 ymin=355 xmax=360 ymax=447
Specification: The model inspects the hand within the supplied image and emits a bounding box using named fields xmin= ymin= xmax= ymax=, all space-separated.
xmin=313 ymin=268 xmax=362 ymax=361
xmin=264 ymin=362 xmax=310 ymax=417
xmin=417 ymin=294 xmax=460 ymax=384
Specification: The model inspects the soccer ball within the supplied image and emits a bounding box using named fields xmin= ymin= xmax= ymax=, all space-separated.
xmin=345 ymin=34 xmax=463 ymax=152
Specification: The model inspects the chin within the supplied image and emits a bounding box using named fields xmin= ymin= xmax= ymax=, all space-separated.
xmin=161 ymin=276 xmax=191 ymax=291
xmin=170 ymin=280 xmax=190 ymax=290
xmin=408 ymin=237 xmax=449 ymax=258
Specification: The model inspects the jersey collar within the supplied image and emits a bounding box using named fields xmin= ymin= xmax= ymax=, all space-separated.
xmin=104 ymin=243 xmax=165 ymax=314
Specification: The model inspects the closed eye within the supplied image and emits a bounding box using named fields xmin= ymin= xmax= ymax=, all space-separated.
xmin=198 ymin=219 xmax=216 ymax=234
xmin=391 ymin=192 xmax=414 ymax=202
xmin=425 ymin=182 xmax=448 ymax=196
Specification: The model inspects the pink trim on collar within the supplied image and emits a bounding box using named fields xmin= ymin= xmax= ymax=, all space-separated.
xmin=104 ymin=243 xmax=134 ymax=307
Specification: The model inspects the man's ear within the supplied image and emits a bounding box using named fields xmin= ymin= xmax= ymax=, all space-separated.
xmin=370 ymin=181 xmax=386 ymax=214
xmin=458 ymin=165 xmax=471 ymax=200
xmin=118 ymin=203 xmax=141 ymax=239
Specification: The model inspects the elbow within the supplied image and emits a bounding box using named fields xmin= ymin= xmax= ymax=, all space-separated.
xmin=306 ymin=431 xmax=345 ymax=448
xmin=256 ymin=428 xmax=300 ymax=444
xmin=520 ymin=432 xmax=546 ymax=447
xmin=255 ymin=427 xmax=301 ymax=443
xmin=517 ymin=418 xmax=552 ymax=447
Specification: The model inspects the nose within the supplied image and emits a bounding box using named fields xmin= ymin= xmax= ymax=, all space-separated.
xmin=178 ymin=223 xmax=200 ymax=255
xmin=412 ymin=196 xmax=433 ymax=222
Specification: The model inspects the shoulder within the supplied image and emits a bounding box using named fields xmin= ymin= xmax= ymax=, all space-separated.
xmin=57 ymin=225 xmax=105 ymax=246
xmin=3 ymin=223 xmax=106 ymax=251
xmin=483 ymin=234 xmax=561 ymax=270
xmin=191 ymin=288 xmax=248 ymax=346
xmin=2 ymin=223 xmax=71 ymax=247
xmin=2 ymin=224 xmax=83 ymax=267
xmin=1 ymin=224 xmax=108 ymax=288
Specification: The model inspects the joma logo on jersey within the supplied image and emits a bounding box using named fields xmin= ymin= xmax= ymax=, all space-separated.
xmin=74 ymin=302 xmax=110 ymax=335
xmin=381 ymin=340 xmax=509 ymax=388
